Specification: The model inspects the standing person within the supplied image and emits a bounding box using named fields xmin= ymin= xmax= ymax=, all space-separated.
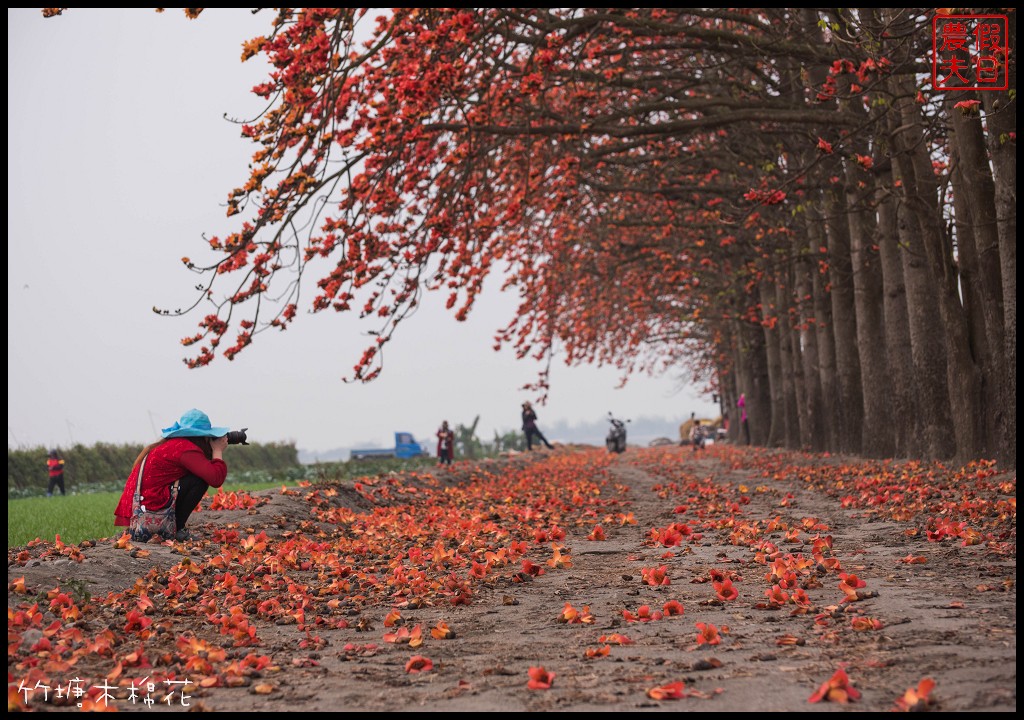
xmin=436 ymin=420 xmax=455 ymax=465
xmin=114 ymin=409 xmax=230 ymax=542
xmin=521 ymin=401 xmax=554 ymax=451
xmin=46 ymin=449 xmax=66 ymax=496
xmin=690 ymin=420 xmax=705 ymax=452
xmin=738 ymin=393 xmax=751 ymax=445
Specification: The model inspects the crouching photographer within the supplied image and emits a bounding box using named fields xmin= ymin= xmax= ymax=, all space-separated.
xmin=114 ymin=409 xmax=248 ymax=542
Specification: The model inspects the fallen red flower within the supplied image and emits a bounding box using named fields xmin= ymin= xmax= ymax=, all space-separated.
xmin=405 ymin=655 xmax=433 ymax=673
xmin=808 ymin=668 xmax=860 ymax=704
xmin=893 ymin=678 xmax=935 ymax=712
xmin=647 ymin=681 xmax=687 ymax=700
xmin=527 ymin=666 xmax=555 ymax=690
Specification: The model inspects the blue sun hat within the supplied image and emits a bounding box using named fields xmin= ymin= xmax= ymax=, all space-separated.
xmin=161 ymin=409 xmax=230 ymax=439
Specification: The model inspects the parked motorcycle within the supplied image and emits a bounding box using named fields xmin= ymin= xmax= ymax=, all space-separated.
xmin=606 ymin=413 xmax=630 ymax=453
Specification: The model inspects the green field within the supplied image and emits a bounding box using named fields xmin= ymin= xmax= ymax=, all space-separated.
xmin=7 ymin=481 xmax=284 ymax=548
xmin=7 ymin=457 xmax=442 ymax=547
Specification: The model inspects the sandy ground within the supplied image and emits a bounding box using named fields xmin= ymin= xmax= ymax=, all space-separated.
xmin=7 ymin=445 xmax=1016 ymax=712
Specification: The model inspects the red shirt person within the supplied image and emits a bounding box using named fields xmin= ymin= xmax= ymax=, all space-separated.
xmin=46 ymin=450 xmax=66 ymax=496
xmin=114 ymin=409 xmax=229 ymax=541
xmin=436 ymin=421 xmax=455 ymax=465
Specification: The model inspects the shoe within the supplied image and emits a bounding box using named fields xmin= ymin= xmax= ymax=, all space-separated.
xmin=175 ymin=529 xmax=200 ymax=542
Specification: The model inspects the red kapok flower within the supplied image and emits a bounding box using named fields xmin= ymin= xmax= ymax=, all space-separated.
xmin=953 ymin=99 xmax=981 ymax=114
xmin=695 ymin=622 xmax=721 ymax=646
xmin=809 ymin=668 xmax=861 ymax=704
xmin=405 ymin=655 xmax=433 ymax=673
xmin=893 ymin=678 xmax=935 ymax=712
xmin=647 ymin=681 xmax=687 ymax=700
xmin=527 ymin=666 xmax=555 ymax=690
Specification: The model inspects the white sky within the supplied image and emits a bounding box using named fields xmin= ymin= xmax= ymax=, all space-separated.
xmin=7 ymin=8 xmax=717 ymax=454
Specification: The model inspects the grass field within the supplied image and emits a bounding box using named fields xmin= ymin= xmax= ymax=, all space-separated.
xmin=7 ymin=456 xmax=445 ymax=547
xmin=7 ymin=480 xmax=284 ymax=548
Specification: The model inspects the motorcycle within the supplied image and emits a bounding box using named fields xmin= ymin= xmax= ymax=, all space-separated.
xmin=606 ymin=413 xmax=630 ymax=453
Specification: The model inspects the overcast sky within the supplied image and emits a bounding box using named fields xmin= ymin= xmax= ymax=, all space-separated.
xmin=7 ymin=8 xmax=717 ymax=456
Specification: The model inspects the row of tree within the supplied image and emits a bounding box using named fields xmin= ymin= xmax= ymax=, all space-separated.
xmin=8 ymin=441 xmax=299 ymax=495
xmin=109 ymin=9 xmax=1013 ymax=465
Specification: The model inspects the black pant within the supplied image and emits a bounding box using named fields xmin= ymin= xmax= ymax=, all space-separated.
xmin=525 ymin=427 xmax=553 ymax=450
xmin=175 ymin=474 xmax=210 ymax=531
xmin=47 ymin=474 xmax=66 ymax=495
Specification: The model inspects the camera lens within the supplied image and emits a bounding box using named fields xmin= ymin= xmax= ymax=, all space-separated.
xmin=226 ymin=428 xmax=249 ymax=445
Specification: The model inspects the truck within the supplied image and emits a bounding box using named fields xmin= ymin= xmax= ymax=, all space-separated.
xmin=349 ymin=432 xmax=430 ymax=460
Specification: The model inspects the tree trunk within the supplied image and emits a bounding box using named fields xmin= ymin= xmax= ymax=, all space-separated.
xmin=794 ymin=218 xmax=826 ymax=451
xmin=876 ymin=191 xmax=919 ymax=458
xmin=716 ymin=355 xmax=737 ymax=444
xmin=787 ymin=318 xmax=808 ymax=449
xmin=806 ymin=205 xmax=840 ymax=453
xmin=739 ymin=315 xmax=772 ymax=447
xmin=889 ymin=162 xmax=956 ymax=459
xmin=772 ymin=50 xmax=810 ymax=451
xmin=775 ymin=273 xmax=801 ymax=449
xmin=759 ymin=281 xmax=786 ymax=447
xmin=823 ymin=187 xmax=864 ymax=454
xmin=980 ymin=62 xmax=1016 ymax=468
xmin=715 ymin=319 xmax=739 ymax=443
xmin=732 ymin=317 xmax=758 ymax=446
xmin=948 ymin=146 xmax=996 ymax=459
xmin=890 ymin=90 xmax=983 ymax=461
xmin=845 ymin=162 xmax=894 ymax=457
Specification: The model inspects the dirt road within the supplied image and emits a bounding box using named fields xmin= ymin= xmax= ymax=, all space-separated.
xmin=8 ymin=445 xmax=1016 ymax=712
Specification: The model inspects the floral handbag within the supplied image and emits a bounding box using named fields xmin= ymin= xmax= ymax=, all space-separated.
xmin=129 ymin=454 xmax=177 ymax=541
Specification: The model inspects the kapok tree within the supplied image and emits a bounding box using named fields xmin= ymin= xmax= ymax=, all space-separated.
xmin=44 ymin=8 xmax=1016 ymax=463
xmin=144 ymin=9 xmax=850 ymax=389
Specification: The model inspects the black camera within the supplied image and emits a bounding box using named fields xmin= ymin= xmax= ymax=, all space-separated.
xmin=226 ymin=428 xmax=249 ymax=445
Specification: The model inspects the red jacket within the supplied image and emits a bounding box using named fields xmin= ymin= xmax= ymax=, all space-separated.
xmin=114 ymin=438 xmax=227 ymax=527
xmin=47 ymin=457 xmax=65 ymax=477
xmin=436 ymin=428 xmax=454 ymax=460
